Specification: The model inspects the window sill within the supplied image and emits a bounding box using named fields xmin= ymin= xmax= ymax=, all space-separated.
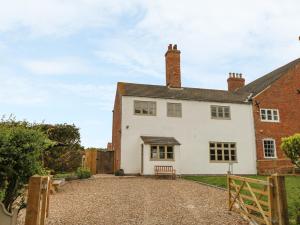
xmin=209 ymin=161 xmax=238 ymax=163
xmin=150 ymin=159 xmax=175 ymax=162
xmin=263 ymin=157 xmax=277 ymax=160
xmin=260 ymin=120 xmax=280 ymax=123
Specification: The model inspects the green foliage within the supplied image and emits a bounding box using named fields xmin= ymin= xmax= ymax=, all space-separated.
xmin=0 ymin=123 xmax=53 ymax=212
xmin=76 ymin=167 xmax=91 ymax=179
xmin=53 ymin=172 xmax=78 ymax=181
xmin=281 ymin=134 xmax=300 ymax=168
xmin=38 ymin=124 xmax=84 ymax=173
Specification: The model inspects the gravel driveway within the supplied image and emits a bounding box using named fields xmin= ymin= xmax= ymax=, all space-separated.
xmin=18 ymin=176 xmax=247 ymax=225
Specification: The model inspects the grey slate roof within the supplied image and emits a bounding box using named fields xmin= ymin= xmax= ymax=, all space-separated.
xmin=118 ymin=58 xmax=300 ymax=103
xmin=237 ymin=58 xmax=300 ymax=96
xmin=141 ymin=136 xmax=181 ymax=145
xmin=118 ymin=82 xmax=250 ymax=104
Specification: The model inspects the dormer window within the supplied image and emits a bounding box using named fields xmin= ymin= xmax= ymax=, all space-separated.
xmin=260 ymin=109 xmax=279 ymax=122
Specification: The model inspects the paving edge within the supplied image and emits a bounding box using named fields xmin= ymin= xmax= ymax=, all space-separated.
xmin=184 ymin=178 xmax=227 ymax=191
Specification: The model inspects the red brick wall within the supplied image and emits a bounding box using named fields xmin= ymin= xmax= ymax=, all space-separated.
xmin=253 ymin=62 xmax=300 ymax=174
xmin=112 ymin=83 xmax=123 ymax=172
xmin=165 ymin=44 xmax=181 ymax=88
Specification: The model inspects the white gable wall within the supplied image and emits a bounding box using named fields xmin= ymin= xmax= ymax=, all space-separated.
xmin=120 ymin=96 xmax=257 ymax=175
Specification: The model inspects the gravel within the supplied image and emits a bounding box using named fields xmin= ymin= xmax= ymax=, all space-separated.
xmin=18 ymin=176 xmax=248 ymax=225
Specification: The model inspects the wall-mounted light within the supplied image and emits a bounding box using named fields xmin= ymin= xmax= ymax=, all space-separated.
xmin=126 ymin=125 xmax=129 ymax=129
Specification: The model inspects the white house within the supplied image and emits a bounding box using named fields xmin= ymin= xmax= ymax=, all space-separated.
xmin=112 ymin=44 xmax=257 ymax=175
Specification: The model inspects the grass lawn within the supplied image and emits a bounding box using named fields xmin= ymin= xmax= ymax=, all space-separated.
xmin=184 ymin=175 xmax=300 ymax=225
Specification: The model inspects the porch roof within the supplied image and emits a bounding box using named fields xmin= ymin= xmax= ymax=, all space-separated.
xmin=140 ymin=136 xmax=181 ymax=145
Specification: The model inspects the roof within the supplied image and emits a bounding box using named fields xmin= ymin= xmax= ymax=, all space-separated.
xmin=118 ymin=82 xmax=250 ymax=104
xmin=141 ymin=136 xmax=181 ymax=145
xmin=237 ymin=58 xmax=300 ymax=96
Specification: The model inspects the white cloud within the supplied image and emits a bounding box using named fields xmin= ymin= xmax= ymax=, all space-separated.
xmin=0 ymin=73 xmax=48 ymax=105
xmin=0 ymin=0 xmax=142 ymax=36
xmin=23 ymin=57 xmax=91 ymax=75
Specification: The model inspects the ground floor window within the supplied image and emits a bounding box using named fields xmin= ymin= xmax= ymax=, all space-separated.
xmin=209 ymin=142 xmax=237 ymax=162
xmin=263 ymin=139 xmax=276 ymax=158
xmin=150 ymin=145 xmax=174 ymax=160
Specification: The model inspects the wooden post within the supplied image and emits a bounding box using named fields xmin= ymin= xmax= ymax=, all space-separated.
xmin=271 ymin=174 xmax=289 ymax=225
xmin=268 ymin=176 xmax=276 ymax=224
xmin=227 ymin=172 xmax=231 ymax=210
xmin=40 ymin=177 xmax=49 ymax=225
xmin=25 ymin=176 xmax=42 ymax=225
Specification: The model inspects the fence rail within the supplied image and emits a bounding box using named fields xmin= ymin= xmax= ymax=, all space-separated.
xmin=227 ymin=173 xmax=289 ymax=225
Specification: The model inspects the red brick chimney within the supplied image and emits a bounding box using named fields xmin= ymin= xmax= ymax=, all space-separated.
xmin=165 ymin=44 xmax=181 ymax=88
xmin=227 ymin=73 xmax=245 ymax=92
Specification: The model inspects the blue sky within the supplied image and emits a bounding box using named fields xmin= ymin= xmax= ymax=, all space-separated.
xmin=0 ymin=0 xmax=300 ymax=148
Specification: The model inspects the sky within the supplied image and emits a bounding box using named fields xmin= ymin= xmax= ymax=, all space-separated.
xmin=0 ymin=0 xmax=300 ymax=148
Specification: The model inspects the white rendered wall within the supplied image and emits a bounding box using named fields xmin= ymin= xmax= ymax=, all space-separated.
xmin=120 ymin=96 xmax=257 ymax=175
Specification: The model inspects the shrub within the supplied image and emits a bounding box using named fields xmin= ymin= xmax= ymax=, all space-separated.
xmin=114 ymin=169 xmax=124 ymax=176
xmin=38 ymin=124 xmax=84 ymax=173
xmin=281 ymin=134 xmax=300 ymax=168
xmin=0 ymin=124 xmax=53 ymax=212
xmin=76 ymin=167 xmax=91 ymax=179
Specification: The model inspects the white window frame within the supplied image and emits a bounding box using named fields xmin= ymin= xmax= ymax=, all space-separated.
xmin=134 ymin=100 xmax=156 ymax=116
xmin=260 ymin=109 xmax=280 ymax=122
xmin=211 ymin=105 xmax=231 ymax=120
xmin=262 ymin=138 xmax=277 ymax=159
xmin=167 ymin=102 xmax=182 ymax=117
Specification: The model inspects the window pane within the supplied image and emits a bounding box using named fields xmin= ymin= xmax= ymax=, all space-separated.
xmin=211 ymin=106 xmax=217 ymax=117
xmin=159 ymin=146 xmax=165 ymax=159
xmin=210 ymin=143 xmax=215 ymax=148
xmin=217 ymin=150 xmax=223 ymax=160
xmin=218 ymin=107 xmax=223 ymax=117
xmin=167 ymin=103 xmax=181 ymax=117
xmin=150 ymin=146 xmax=157 ymax=159
xmin=224 ymin=107 xmax=230 ymax=118
xmin=267 ymin=110 xmax=272 ymax=120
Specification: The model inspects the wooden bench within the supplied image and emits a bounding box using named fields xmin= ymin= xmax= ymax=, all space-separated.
xmin=154 ymin=166 xmax=176 ymax=179
xmin=51 ymin=179 xmax=65 ymax=194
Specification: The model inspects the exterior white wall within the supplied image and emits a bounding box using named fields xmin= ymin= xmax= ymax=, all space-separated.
xmin=120 ymin=96 xmax=257 ymax=175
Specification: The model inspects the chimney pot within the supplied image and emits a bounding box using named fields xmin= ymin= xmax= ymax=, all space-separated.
xmin=173 ymin=44 xmax=177 ymax=50
xmin=227 ymin=72 xmax=245 ymax=92
xmin=168 ymin=44 xmax=172 ymax=50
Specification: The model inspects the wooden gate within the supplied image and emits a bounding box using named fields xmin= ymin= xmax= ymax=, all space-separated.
xmin=96 ymin=151 xmax=114 ymax=174
xmin=227 ymin=174 xmax=289 ymax=225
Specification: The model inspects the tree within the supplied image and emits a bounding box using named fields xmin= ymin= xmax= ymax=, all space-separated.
xmin=37 ymin=124 xmax=84 ymax=173
xmin=281 ymin=133 xmax=300 ymax=168
xmin=0 ymin=125 xmax=53 ymax=212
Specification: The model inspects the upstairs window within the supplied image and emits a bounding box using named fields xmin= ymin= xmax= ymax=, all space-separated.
xmin=211 ymin=106 xmax=231 ymax=119
xmin=263 ymin=139 xmax=276 ymax=158
xmin=167 ymin=102 xmax=182 ymax=117
xmin=260 ymin=109 xmax=279 ymax=122
xmin=134 ymin=100 xmax=156 ymax=116
xmin=209 ymin=142 xmax=237 ymax=162
xmin=151 ymin=145 xmax=174 ymax=160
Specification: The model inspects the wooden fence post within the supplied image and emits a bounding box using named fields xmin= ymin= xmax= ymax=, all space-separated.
xmin=25 ymin=176 xmax=42 ymax=225
xmin=227 ymin=172 xmax=231 ymax=210
xmin=40 ymin=177 xmax=50 ymax=225
xmin=271 ymin=174 xmax=289 ymax=225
